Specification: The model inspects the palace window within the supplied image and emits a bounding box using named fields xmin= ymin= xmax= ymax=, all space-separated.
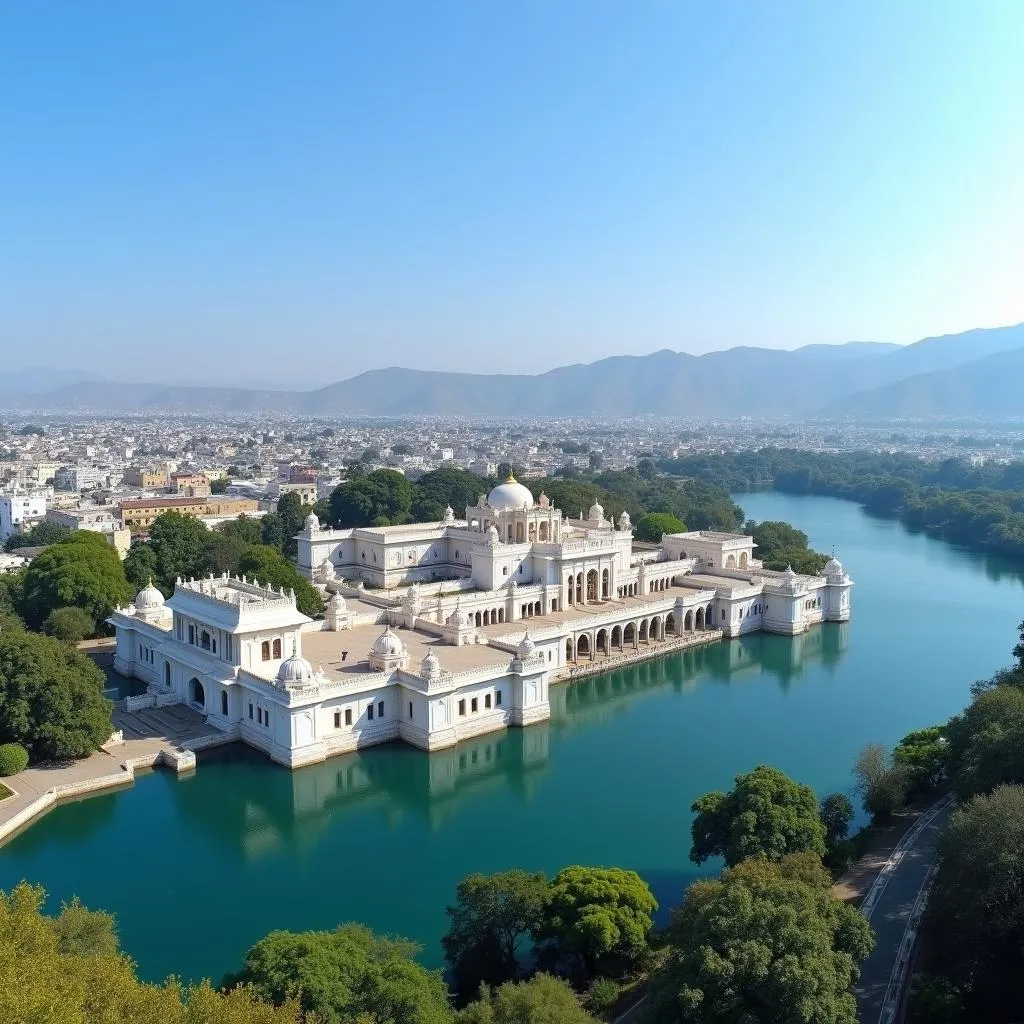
xmin=221 ymin=691 xmax=228 ymax=716
xmin=458 ymin=699 xmax=466 ymax=716
xmin=484 ymin=693 xmax=491 ymax=709
xmin=201 ymin=631 xmax=211 ymax=651
xmin=471 ymin=697 xmax=478 ymax=713
xmin=261 ymin=641 xmax=271 ymax=661
xmin=257 ymin=707 xmax=262 ymax=724
xmin=345 ymin=708 xmax=352 ymax=726
xmin=248 ymin=703 xmax=253 ymax=720
xmin=272 ymin=638 xmax=282 ymax=659
xmin=408 ymin=701 xmax=413 ymax=720
xmin=367 ymin=703 xmax=374 ymax=721
xmin=188 ymin=624 xmax=195 ymax=645
xmin=378 ymin=701 xmax=384 ymax=718
xmin=265 ymin=711 xmax=270 ymax=728
xmin=495 ymin=690 xmax=503 ymax=706
xmin=334 ymin=711 xmax=341 ymax=728
xmin=503 ymin=567 xmax=508 ymax=575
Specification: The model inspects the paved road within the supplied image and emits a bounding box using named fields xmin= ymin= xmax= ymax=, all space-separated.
xmin=855 ymin=799 xmax=952 ymax=1023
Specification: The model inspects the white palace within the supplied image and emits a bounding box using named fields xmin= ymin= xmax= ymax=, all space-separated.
xmin=110 ymin=475 xmax=852 ymax=769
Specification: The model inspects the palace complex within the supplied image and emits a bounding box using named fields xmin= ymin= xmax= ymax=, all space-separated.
xmin=110 ymin=475 xmax=852 ymax=768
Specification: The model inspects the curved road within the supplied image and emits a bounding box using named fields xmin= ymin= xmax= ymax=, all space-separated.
xmin=855 ymin=797 xmax=952 ymax=1023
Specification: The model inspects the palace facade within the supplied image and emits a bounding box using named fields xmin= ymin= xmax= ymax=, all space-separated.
xmin=110 ymin=475 xmax=852 ymax=769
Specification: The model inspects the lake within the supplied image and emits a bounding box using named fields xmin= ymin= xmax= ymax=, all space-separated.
xmin=2 ymin=491 xmax=1022 ymax=984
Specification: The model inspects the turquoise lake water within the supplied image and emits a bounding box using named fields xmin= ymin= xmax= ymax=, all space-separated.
xmin=1 ymin=491 xmax=1021 ymax=984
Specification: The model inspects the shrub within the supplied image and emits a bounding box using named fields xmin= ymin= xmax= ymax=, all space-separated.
xmin=0 ymin=743 xmax=29 ymax=776
xmin=584 ymin=976 xmax=621 ymax=1015
xmin=43 ymin=606 xmax=95 ymax=644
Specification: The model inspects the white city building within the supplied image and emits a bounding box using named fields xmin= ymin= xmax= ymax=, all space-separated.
xmin=0 ymin=487 xmax=49 ymax=541
xmin=110 ymin=474 xmax=851 ymax=769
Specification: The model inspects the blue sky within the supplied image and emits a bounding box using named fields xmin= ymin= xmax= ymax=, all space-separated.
xmin=2 ymin=2 xmax=1023 ymax=386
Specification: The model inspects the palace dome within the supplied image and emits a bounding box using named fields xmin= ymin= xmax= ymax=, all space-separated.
xmin=588 ymin=501 xmax=604 ymax=522
xmin=487 ymin=474 xmax=534 ymax=511
xmin=447 ymin=604 xmax=472 ymax=629
xmin=421 ymin=649 xmax=441 ymax=678
xmin=516 ymin=631 xmax=536 ymax=659
xmin=371 ymin=627 xmax=405 ymax=659
xmin=135 ymin=581 xmax=165 ymax=612
xmin=304 ymin=511 xmax=320 ymax=532
xmin=823 ymin=556 xmax=844 ymax=577
xmin=327 ymin=591 xmax=347 ymax=612
xmin=318 ymin=557 xmax=336 ymax=580
xmin=277 ymin=650 xmax=315 ymax=686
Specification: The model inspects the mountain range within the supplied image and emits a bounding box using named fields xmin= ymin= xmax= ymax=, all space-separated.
xmin=2 ymin=323 xmax=1022 ymax=419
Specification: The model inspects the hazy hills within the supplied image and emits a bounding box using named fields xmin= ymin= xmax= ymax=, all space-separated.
xmin=2 ymin=323 xmax=1023 ymax=419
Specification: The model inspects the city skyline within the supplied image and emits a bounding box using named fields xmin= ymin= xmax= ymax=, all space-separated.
xmin=3 ymin=2 xmax=1023 ymax=386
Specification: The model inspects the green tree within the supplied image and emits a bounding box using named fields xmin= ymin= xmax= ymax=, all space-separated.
xmin=329 ymin=470 xmax=414 ymax=528
xmin=893 ymin=726 xmax=947 ymax=794
xmin=4 ymin=520 xmax=72 ymax=551
xmin=853 ymin=743 xmax=910 ymax=817
xmin=146 ymin=511 xmax=216 ymax=590
xmin=0 ymin=630 xmax=112 ymax=760
xmin=819 ymin=792 xmax=854 ymax=850
xmin=747 ymin=520 xmax=827 ymax=574
xmin=275 ymin=492 xmax=307 ymax=556
xmin=633 ymin=512 xmax=686 ymax=542
xmin=43 ymin=606 xmax=95 ymax=644
xmin=442 ymin=870 xmax=548 ymax=1001
xmin=651 ymin=853 xmax=873 ymax=1024
xmin=123 ymin=541 xmax=160 ymax=593
xmin=923 ymin=785 xmax=1024 ymax=1021
xmin=456 ymin=974 xmax=597 ymax=1024
xmin=690 ymin=765 xmax=827 ymax=866
xmin=219 ymin=515 xmax=266 ymax=547
xmin=237 ymin=546 xmax=324 ymax=618
xmin=21 ymin=531 xmax=132 ymax=630
xmin=636 ymin=459 xmax=657 ymax=480
xmin=412 ymin=468 xmax=488 ymax=522
xmin=226 ymin=923 xmax=453 ymax=1024
xmin=53 ymin=896 xmax=119 ymax=957
xmin=945 ymin=685 xmax=1024 ymax=799
xmin=0 ymin=882 xmax=305 ymax=1023
xmin=534 ymin=866 xmax=657 ymax=982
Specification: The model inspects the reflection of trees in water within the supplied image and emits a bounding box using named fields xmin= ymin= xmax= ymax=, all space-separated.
xmin=171 ymin=726 xmax=551 ymax=858
xmin=554 ymin=625 xmax=850 ymax=734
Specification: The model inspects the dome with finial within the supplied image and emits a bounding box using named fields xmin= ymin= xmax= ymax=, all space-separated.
xmin=516 ymin=631 xmax=536 ymax=660
xmin=318 ymin=557 xmax=336 ymax=581
xmin=327 ymin=590 xmax=348 ymax=612
xmin=784 ymin=565 xmax=797 ymax=578
xmin=618 ymin=510 xmax=632 ymax=530
xmin=486 ymin=523 xmax=500 ymax=544
xmin=421 ymin=649 xmax=441 ymax=679
xmin=487 ymin=472 xmax=534 ymax=511
xmin=588 ymin=500 xmax=604 ymax=522
xmin=304 ymin=510 xmax=320 ymax=532
xmin=447 ymin=603 xmax=472 ymax=629
xmin=443 ymin=504 xmax=455 ymax=523
xmin=823 ymin=554 xmax=845 ymax=578
xmin=371 ymin=626 xmax=406 ymax=659
xmin=135 ymin=580 xmax=165 ymax=612
xmin=277 ymin=647 xmax=315 ymax=687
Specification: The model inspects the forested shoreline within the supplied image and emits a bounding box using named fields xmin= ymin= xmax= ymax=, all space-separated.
xmin=661 ymin=449 xmax=1024 ymax=560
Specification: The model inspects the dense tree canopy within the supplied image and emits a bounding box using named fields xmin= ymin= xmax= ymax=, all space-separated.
xmin=923 ymin=786 xmax=1024 ymax=1022
xmin=893 ymin=725 xmax=948 ymax=795
xmin=690 ymin=765 xmax=827 ymax=866
xmin=442 ymin=870 xmax=548 ymax=1002
xmin=945 ymin=684 xmax=1024 ymax=799
xmin=43 ymin=606 xmax=96 ymax=644
xmin=633 ymin=512 xmax=686 ymax=543
xmin=3 ymin=519 xmax=72 ymax=551
xmin=746 ymin=520 xmax=827 ymax=574
xmin=819 ymin=793 xmax=854 ymax=851
xmin=534 ymin=866 xmax=657 ymax=981
xmin=652 ymin=853 xmax=873 ymax=1024
xmin=0 ymin=629 xmax=113 ymax=760
xmin=0 ymin=882 xmax=305 ymax=1023
xmin=413 ymin=467 xmax=489 ymax=522
xmin=226 ymin=923 xmax=452 ymax=1024
xmin=329 ymin=469 xmax=415 ymax=528
xmin=21 ymin=531 xmax=131 ymax=632
xmin=455 ymin=974 xmax=597 ymax=1024
xmin=853 ymin=743 xmax=910 ymax=817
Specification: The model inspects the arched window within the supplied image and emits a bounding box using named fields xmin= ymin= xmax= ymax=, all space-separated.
xmin=273 ymin=638 xmax=282 ymax=659
xmin=221 ymin=691 xmax=228 ymax=716
xmin=164 ymin=662 xmax=171 ymax=687
xmin=261 ymin=641 xmax=271 ymax=661
xmin=188 ymin=624 xmax=195 ymax=645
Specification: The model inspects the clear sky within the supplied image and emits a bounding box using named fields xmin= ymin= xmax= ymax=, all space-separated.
xmin=2 ymin=2 xmax=1023 ymax=386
